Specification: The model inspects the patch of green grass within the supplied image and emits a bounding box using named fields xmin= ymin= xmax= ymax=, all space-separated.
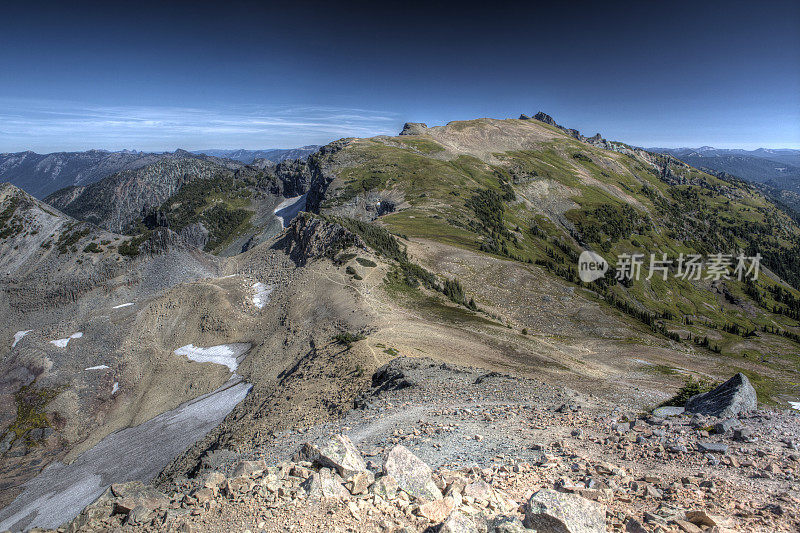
xmin=345 ymin=265 xmax=363 ymax=280
xmin=356 ymin=257 xmax=377 ymax=267
xmin=333 ymin=332 xmax=366 ymax=347
xmin=56 ymin=227 xmax=91 ymax=254
xmin=396 ymin=138 xmax=445 ymax=154
xmin=118 ymin=231 xmax=151 ymax=257
xmin=5 ymin=385 xmax=61 ymax=445
xmin=658 ymin=377 xmax=718 ymax=407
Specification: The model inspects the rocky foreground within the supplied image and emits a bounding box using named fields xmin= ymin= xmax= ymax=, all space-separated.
xmin=29 ymin=358 xmax=795 ymax=533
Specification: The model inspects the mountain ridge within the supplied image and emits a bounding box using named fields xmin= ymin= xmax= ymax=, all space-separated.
xmin=0 ymin=147 xmax=320 ymax=199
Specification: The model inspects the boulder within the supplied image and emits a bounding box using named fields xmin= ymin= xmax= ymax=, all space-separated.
xmin=301 ymin=468 xmax=350 ymax=500
xmin=110 ymin=481 xmax=169 ymax=514
xmin=492 ymin=514 xmax=528 ymax=532
xmin=232 ymin=459 xmax=266 ymax=478
xmin=713 ymin=419 xmax=739 ymax=435
xmin=370 ymin=475 xmax=399 ymax=499
xmin=440 ymin=511 xmax=479 ymax=533
xmin=524 ymin=488 xmax=606 ymax=532
xmin=345 ymin=470 xmax=375 ymax=495
xmin=697 ymin=442 xmax=729 ymax=454
xmin=685 ymin=373 xmax=757 ymax=418
xmin=463 ymin=480 xmax=492 ymax=500
xmin=417 ymin=497 xmax=455 ymax=522
xmin=316 ymin=434 xmax=367 ymax=479
xmin=652 ymin=406 xmax=685 ymax=418
xmin=383 ymin=445 xmax=443 ymax=501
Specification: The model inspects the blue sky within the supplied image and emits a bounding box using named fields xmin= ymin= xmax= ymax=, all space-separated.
xmin=1 ymin=1 xmax=798 ymax=152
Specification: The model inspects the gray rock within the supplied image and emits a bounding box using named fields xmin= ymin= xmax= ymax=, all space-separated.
xmin=124 ymin=505 xmax=152 ymax=526
xmin=399 ymin=122 xmax=428 ymax=136
xmin=625 ymin=518 xmax=647 ymax=533
xmin=492 ymin=514 xmax=527 ymax=532
xmin=232 ymin=459 xmax=266 ymax=478
xmin=0 ymin=432 xmax=15 ymax=453
xmin=534 ymin=112 xmax=558 ymax=126
xmin=316 ymin=434 xmax=367 ymax=479
xmin=440 ymin=511 xmax=478 ymax=533
xmin=301 ymin=469 xmax=350 ymax=500
xmin=652 ymin=406 xmax=685 ymax=418
xmin=383 ymin=445 xmax=442 ymax=501
xmin=697 ymin=442 xmax=729 ymax=454
xmin=733 ymin=427 xmax=755 ymax=441
xmin=685 ymin=373 xmax=757 ymax=418
xmin=519 ymin=114 xmax=531 ymax=120
xmin=110 ymin=481 xmax=169 ymax=514
xmin=523 ymin=488 xmax=606 ymax=532
xmin=714 ymin=419 xmax=739 ymax=435
xmin=178 ymin=222 xmax=209 ymax=249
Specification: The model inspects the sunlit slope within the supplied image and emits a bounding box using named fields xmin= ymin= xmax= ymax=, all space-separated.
xmin=307 ymin=117 xmax=800 ymax=400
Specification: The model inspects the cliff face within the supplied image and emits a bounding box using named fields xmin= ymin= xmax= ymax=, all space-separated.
xmin=271 ymin=212 xmax=363 ymax=266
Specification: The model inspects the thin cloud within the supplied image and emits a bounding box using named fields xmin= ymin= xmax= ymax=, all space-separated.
xmin=0 ymin=99 xmax=402 ymax=152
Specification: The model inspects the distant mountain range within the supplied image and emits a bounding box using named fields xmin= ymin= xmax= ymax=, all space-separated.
xmin=648 ymin=147 xmax=800 ymax=217
xmin=0 ymin=146 xmax=320 ymax=199
xmin=192 ymin=146 xmax=320 ymax=164
xmin=648 ymin=147 xmax=800 ymax=186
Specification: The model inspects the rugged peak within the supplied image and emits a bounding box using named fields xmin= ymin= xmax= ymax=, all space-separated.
xmin=399 ymin=122 xmax=428 ymax=136
xmin=271 ymin=212 xmax=364 ymax=266
xmin=533 ymin=112 xmax=557 ymax=126
xmin=519 ymin=113 xmax=531 ymax=120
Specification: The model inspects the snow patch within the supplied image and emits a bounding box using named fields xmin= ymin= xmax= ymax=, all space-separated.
xmin=84 ymin=365 xmax=109 ymax=371
xmin=790 ymin=401 xmax=800 ymax=411
xmin=50 ymin=332 xmax=83 ymax=348
xmin=174 ymin=343 xmax=251 ymax=372
xmin=112 ymin=303 xmax=134 ymax=309
xmin=12 ymin=330 xmax=32 ymax=348
xmin=274 ymin=193 xmax=307 ymax=229
xmin=111 ymin=382 xmax=119 ymax=395
xmin=0 ymin=381 xmax=251 ymax=531
xmin=252 ymin=282 xmax=273 ymax=309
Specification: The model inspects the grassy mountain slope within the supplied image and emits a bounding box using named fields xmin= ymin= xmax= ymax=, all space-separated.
xmin=295 ymin=116 xmax=800 ymax=403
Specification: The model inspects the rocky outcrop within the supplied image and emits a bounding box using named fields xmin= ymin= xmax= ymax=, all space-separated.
xmin=532 ymin=112 xmax=611 ymax=147
xmin=524 ymin=488 xmax=606 ymax=532
xmin=399 ymin=122 xmax=429 ymax=135
xmin=315 ymin=434 xmax=368 ymax=479
xmin=271 ymin=212 xmax=363 ymax=266
xmin=179 ymin=222 xmax=210 ymax=249
xmin=533 ymin=112 xmax=558 ymax=126
xmin=287 ymin=139 xmax=351 ymax=214
xmin=383 ymin=445 xmax=443 ymax=501
xmin=685 ymin=373 xmax=757 ymax=418
xmin=139 ymin=228 xmax=186 ymax=255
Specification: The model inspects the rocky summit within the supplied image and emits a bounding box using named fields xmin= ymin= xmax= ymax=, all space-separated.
xmin=1 ymin=115 xmax=800 ymax=533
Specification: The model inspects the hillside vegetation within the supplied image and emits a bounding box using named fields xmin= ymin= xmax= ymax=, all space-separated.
xmin=293 ymin=115 xmax=800 ymax=403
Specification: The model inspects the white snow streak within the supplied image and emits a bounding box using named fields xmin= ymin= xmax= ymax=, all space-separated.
xmin=112 ymin=303 xmax=134 ymax=309
xmin=174 ymin=343 xmax=250 ymax=372
xmin=252 ymin=282 xmax=273 ymax=309
xmin=12 ymin=330 xmax=32 ymax=348
xmin=84 ymin=365 xmax=109 ymax=371
xmin=50 ymin=332 xmax=83 ymax=348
